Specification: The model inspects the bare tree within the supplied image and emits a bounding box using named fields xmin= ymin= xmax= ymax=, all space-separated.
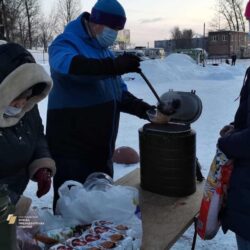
xmin=0 ymin=0 xmax=41 ymax=48
xmin=39 ymin=10 xmax=58 ymax=52
xmin=182 ymin=29 xmax=194 ymax=48
xmin=212 ymin=0 xmax=245 ymax=31
xmin=0 ymin=0 xmax=23 ymax=41
xmin=236 ymin=1 xmax=245 ymax=32
xmin=171 ymin=26 xmax=195 ymax=49
xmin=23 ymin=0 xmax=40 ymax=49
xmin=182 ymin=29 xmax=194 ymax=39
xmin=56 ymin=0 xmax=82 ymax=32
xmin=171 ymin=26 xmax=182 ymax=40
xmin=17 ymin=15 xmax=28 ymax=47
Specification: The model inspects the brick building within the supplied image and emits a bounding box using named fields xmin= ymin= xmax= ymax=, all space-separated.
xmin=208 ymin=31 xmax=250 ymax=58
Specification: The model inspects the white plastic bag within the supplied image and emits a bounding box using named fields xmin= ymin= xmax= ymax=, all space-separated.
xmin=56 ymin=180 xmax=142 ymax=245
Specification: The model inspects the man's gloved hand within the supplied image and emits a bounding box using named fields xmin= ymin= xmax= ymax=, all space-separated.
xmin=147 ymin=108 xmax=171 ymax=124
xmin=137 ymin=103 xmax=156 ymax=120
xmin=33 ymin=168 xmax=52 ymax=198
xmin=114 ymin=54 xmax=141 ymax=75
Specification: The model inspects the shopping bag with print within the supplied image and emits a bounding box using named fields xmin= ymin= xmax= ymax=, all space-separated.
xmin=197 ymin=148 xmax=233 ymax=240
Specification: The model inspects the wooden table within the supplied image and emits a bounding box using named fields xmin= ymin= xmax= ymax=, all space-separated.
xmin=115 ymin=168 xmax=205 ymax=250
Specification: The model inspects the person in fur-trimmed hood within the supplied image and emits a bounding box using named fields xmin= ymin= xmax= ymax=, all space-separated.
xmin=0 ymin=43 xmax=56 ymax=205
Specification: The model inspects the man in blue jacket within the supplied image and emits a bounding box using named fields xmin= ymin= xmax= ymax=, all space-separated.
xmin=47 ymin=0 xmax=154 ymax=209
xmin=218 ymin=67 xmax=250 ymax=248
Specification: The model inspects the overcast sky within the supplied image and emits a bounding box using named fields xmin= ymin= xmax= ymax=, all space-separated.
xmin=40 ymin=0 xmax=250 ymax=46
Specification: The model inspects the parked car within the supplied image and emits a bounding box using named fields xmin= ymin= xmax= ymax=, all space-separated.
xmin=143 ymin=48 xmax=165 ymax=59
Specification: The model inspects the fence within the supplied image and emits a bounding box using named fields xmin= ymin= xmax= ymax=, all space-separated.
xmin=206 ymin=56 xmax=229 ymax=66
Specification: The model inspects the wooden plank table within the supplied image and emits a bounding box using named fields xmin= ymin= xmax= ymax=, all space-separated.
xmin=115 ymin=168 xmax=205 ymax=250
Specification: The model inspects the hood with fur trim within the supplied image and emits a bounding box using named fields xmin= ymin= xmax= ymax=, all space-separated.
xmin=0 ymin=43 xmax=52 ymax=127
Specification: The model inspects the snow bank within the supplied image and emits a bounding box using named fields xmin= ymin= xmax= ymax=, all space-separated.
xmin=140 ymin=53 xmax=248 ymax=82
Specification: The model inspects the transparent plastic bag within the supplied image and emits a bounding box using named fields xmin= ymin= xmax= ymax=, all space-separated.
xmin=56 ymin=180 xmax=142 ymax=247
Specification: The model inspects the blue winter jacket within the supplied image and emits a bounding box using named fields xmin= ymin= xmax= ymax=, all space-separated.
xmin=218 ymin=67 xmax=250 ymax=240
xmin=46 ymin=13 xmax=151 ymax=177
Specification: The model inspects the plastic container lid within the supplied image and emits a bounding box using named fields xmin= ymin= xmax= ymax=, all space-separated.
xmin=83 ymin=172 xmax=114 ymax=191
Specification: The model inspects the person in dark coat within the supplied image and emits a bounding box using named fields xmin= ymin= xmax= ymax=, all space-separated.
xmin=231 ymin=53 xmax=237 ymax=66
xmin=218 ymin=66 xmax=250 ymax=249
xmin=46 ymin=0 xmax=156 ymax=210
xmin=0 ymin=43 xmax=56 ymax=206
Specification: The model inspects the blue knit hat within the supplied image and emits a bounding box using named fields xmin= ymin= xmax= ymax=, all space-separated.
xmin=90 ymin=0 xmax=126 ymax=30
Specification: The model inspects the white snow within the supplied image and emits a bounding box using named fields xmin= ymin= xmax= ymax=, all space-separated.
xmin=24 ymin=52 xmax=249 ymax=249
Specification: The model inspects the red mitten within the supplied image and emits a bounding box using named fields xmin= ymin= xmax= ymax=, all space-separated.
xmin=33 ymin=168 xmax=52 ymax=198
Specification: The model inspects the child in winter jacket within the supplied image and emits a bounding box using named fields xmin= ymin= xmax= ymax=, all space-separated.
xmin=0 ymin=43 xmax=56 ymax=208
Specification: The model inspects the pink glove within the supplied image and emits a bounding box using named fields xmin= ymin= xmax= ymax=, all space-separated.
xmin=33 ymin=168 xmax=52 ymax=198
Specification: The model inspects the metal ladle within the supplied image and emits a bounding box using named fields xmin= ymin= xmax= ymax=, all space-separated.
xmin=139 ymin=71 xmax=180 ymax=115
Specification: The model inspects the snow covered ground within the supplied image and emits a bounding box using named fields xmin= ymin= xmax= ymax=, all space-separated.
xmin=24 ymin=52 xmax=250 ymax=249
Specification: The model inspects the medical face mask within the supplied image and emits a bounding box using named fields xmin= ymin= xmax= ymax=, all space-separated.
xmin=96 ymin=27 xmax=118 ymax=48
xmin=4 ymin=106 xmax=22 ymax=117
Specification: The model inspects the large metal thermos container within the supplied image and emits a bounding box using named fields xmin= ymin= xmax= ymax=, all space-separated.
xmin=139 ymin=123 xmax=196 ymax=196
xmin=139 ymin=90 xmax=202 ymax=197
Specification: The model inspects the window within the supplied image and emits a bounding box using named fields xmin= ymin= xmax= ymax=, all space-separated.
xmin=222 ymin=35 xmax=227 ymax=41
xmin=212 ymin=35 xmax=218 ymax=42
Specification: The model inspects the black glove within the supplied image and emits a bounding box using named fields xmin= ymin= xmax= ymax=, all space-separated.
xmin=114 ymin=54 xmax=141 ymax=75
xmin=137 ymin=103 xmax=156 ymax=120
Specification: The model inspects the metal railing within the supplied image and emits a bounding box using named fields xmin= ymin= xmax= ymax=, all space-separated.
xmin=206 ymin=56 xmax=229 ymax=65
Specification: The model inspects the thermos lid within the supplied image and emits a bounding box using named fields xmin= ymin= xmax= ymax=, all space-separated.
xmin=159 ymin=90 xmax=202 ymax=124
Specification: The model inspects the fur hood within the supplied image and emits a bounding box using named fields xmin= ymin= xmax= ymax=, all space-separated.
xmin=0 ymin=63 xmax=52 ymax=127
